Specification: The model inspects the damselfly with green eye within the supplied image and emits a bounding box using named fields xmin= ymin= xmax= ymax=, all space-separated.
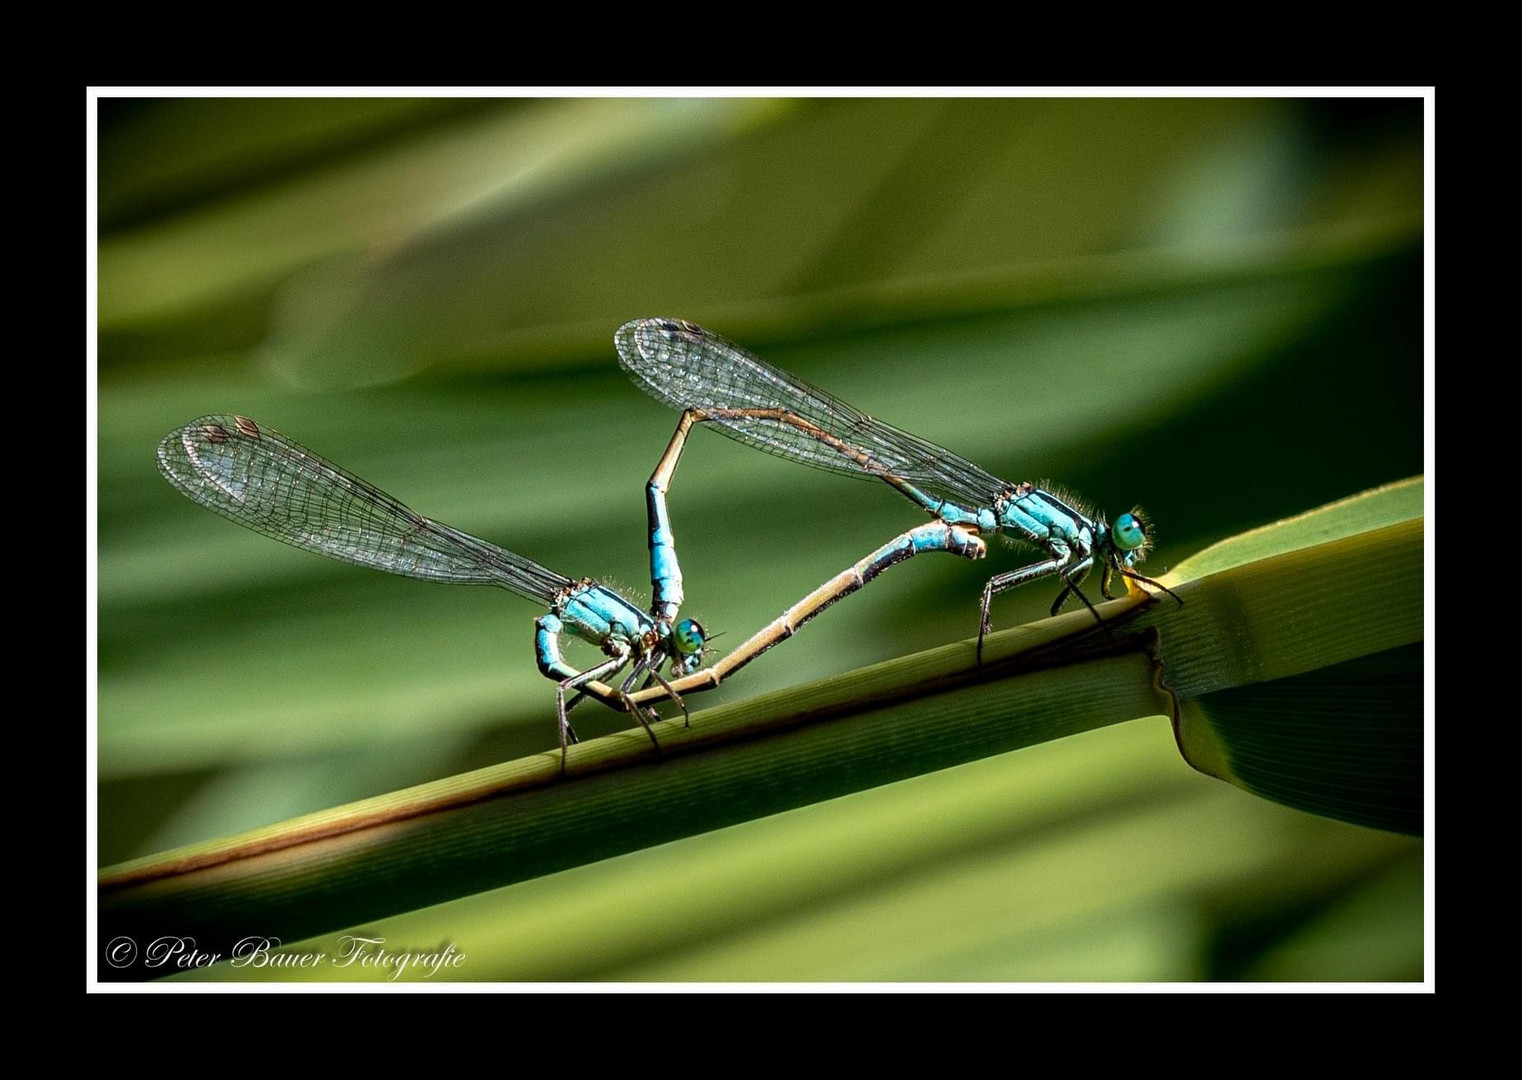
xmin=615 ymin=319 xmax=1182 ymax=661
xmin=157 ymin=414 xmax=712 ymax=768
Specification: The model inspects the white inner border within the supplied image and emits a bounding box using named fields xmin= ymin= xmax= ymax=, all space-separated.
xmin=87 ymin=85 xmax=1437 ymax=994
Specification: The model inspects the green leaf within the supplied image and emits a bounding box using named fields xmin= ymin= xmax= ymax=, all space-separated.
xmin=1151 ymin=477 xmax=1425 ymax=834
xmin=1176 ymin=644 xmax=1422 ymax=835
xmin=1168 ymin=476 xmax=1424 ymax=581
xmin=166 ymin=721 xmax=1417 ymax=983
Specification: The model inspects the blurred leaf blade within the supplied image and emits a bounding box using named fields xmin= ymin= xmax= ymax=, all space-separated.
xmin=99 ymin=98 xmax=791 ymax=331
xmin=99 ymin=98 xmax=503 ymax=229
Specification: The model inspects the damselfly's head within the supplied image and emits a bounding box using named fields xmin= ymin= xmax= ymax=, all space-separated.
xmin=1096 ymin=507 xmax=1182 ymax=609
xmin=1106 ymin=508 xmax=1153 ymax=569
xmin=669 ymin=618 xmax=709 ymax=676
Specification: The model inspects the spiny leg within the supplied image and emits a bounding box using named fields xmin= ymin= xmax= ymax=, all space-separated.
xmin=615 ymin=687 xmax=664 ymax=757
xmin=1052 ymin=560 xmax=1097 ymax=621
xmin=560 ymin=691 xmax=589 ymax=746
xmin=537 ymin=614 xmax=662 ymax=767
xmin=630 ymin=657 xmax=678 ymax=705
xmin=977 ymin=554 xmax=1071 ymax=663
xmin=645 ymin=665 xmax=689 ymax=727
xmin=559 ymin=669 xmax=662 ymax=753
xmin=620 ymin=653 xmax=654 ymax=695
xmin=562 ymin=677 xmax=649 ymax=740
xmin=554 ymin=653 xmax=634 ymax=771
xmin=617 ymin=656 xmax=668 ymax=740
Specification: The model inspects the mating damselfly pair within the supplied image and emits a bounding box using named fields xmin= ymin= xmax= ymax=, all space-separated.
xmin=158 ymin=319 xmax=1178 ymax=768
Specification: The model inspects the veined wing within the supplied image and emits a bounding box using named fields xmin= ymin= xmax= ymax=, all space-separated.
xmin=157 ymin=415 xmax=573 ymax=603
xmin=616 ymin=319 xmax=1011 ymax=510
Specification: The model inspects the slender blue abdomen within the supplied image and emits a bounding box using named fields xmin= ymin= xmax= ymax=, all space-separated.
xmin=647 ymin=482 xmax=684 ymax=621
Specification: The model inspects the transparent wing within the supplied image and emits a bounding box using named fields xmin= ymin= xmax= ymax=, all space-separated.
xmin=616 ymin=319 xmax=1011 ymax=509
xmin=156 ymin=414 xmax=572 ymax=603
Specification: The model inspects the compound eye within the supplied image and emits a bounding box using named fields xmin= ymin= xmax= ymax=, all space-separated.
xmin=673 ymin=618 xmax=706 ymax=656
xmin=1113 ymin=512 xmax=1147 ymax=552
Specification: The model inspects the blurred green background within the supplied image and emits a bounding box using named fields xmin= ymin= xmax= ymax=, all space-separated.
xmin=96 ymin=96 xmax=1425 ymax=981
